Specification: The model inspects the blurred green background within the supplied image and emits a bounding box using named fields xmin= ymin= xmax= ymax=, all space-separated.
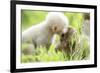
xmin=21 ymin=10 xmax=90 ymax=63
xmin=21 ymin=10 xmax=84 ymax=34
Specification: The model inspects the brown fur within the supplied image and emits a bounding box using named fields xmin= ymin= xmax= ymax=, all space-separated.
xmin=56 ymin=27 xmax=78 ymax=54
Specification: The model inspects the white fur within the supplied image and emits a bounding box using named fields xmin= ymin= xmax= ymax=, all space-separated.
xmin=46 ymin=12 xmax=69 ymax=29
xmin=22 ymin=12 xmax=69 ymax=48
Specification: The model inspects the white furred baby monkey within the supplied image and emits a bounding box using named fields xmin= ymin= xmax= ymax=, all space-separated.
xmin=22 ymin=12 xmax=69 ymax=55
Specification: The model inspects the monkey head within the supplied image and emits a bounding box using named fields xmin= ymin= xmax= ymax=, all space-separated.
xmin=45 ymin=12 xmax=69 ymax=35
xmin=56 ymin=27 xmax=77 ymax=53
xmin=61 ymin=27 xmax=76 ymax=41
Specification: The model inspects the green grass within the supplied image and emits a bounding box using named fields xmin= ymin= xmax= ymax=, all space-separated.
xmin=21 ymin=34 xmax=90 ymax=63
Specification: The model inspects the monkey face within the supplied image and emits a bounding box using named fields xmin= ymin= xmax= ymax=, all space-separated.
xmin=48 ymin=20 xmax=68 ymax=35
xmin=50 ymin=24 xmax=65 ymax=35
xmin=46 ymin=12 xmax=69 ymax=35
xmin=61 ymin=27 xmax=76 ymax=39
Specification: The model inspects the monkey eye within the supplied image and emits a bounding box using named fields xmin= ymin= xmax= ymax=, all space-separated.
xmin=54 ymin=26 xmax=57 ymax=31
xmin=61 ymin=33 xmax=64 ymax=37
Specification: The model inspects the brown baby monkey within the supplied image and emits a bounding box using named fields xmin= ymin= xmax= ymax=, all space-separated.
xmin=55 ymin=26 xmax=90 ymax=60
xmin=55 ymin=27 xmax=79 ymax=55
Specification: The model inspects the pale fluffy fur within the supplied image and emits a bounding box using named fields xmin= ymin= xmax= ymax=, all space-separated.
xmin=22 ymin=12 xmax=69 ymax=54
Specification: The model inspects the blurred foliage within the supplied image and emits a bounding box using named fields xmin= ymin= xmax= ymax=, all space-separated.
xmin=21 ymin=10 xmax=47 ymax=30
xmin=21 ymin=35 xmax=90 ymax=63
xmin=21 ymin=10 xmax=90 ymax=63
xmin=64 ymin=12 xmax=83 ymax=34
